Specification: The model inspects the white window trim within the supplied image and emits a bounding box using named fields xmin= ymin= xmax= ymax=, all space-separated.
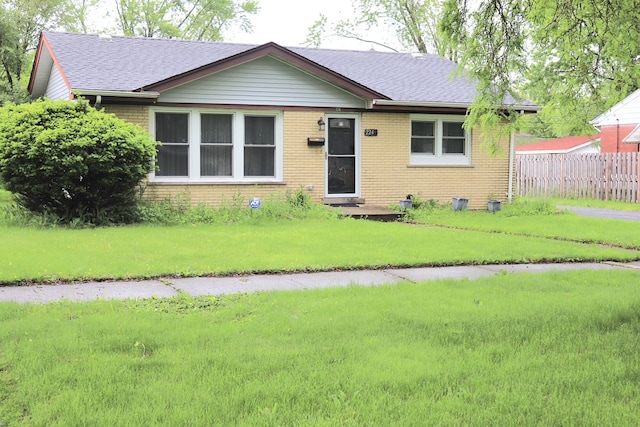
xmin=410 ymin=114 xmax=471 ymax=166
xmin=149 ymin=107 xmax=284 ymax=183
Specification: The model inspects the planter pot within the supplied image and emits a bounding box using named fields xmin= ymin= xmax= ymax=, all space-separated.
xmin=488 ymin=200 xmax=501 ymax=213
xmin=399 ymin=199 xmax=413 ymax=209
xmin=452 ymin=197 xmax=469 ymax=211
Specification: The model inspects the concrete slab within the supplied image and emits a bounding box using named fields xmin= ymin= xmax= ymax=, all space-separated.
xmin=388 ymin=266 xmax=497 ymax=282
xmin=170 ymin=270 xmax=403 ymax=295
xmin=480 ymin=262 xmax=622 ymax=274
xmin=0 ymin=280 xmax=176 ymax=303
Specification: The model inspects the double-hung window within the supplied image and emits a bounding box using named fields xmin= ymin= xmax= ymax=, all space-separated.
xmin=410 ymin=115 xmax=470 ymax=165
xmin=201 ymin=114 xmax=233 ymax=177
xmin=244 ymin=116 xmax=275 ymax=177
xmin=153 ymin=110 xmax=281 ymax=181
xmin=155 ymin=112 xmax=189 ymax=177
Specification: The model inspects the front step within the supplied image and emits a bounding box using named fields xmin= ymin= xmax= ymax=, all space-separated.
xmin=330 ymin=204 xmax=404 ymax=222
xmin=323 ymin=197 xmax=365 ymax=206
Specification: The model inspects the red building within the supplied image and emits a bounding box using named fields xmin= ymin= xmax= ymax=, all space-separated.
xmin=591 ymin=89 xmax=640 ymax=153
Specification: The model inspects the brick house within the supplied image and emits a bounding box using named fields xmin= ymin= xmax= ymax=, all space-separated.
xmin=28 ymin=31 xmax=538 ymax=209
xmin=591 ymin=89 xmax=640 ymax=153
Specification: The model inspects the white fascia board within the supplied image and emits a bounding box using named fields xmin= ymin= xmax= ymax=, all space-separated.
xmin=373 ymin=99 xmax=540 ymax=112
xmin=72 ymin=89 xmax=160 ymax=99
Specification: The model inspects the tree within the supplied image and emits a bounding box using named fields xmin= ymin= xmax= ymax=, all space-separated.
xmin=0 ymin=0 xmax=79 ymax=104
xmin=440 ymin=0 xmax=640 ymax=137
xmin=306 ymin=0 xmax=456 ymax=58
xmin=0 ymin=100 xmax=158 ymax=224
xmin=114 ymin=0 xmax=258 ymax=41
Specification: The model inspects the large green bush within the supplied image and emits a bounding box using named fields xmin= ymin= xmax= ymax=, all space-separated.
xmin=0 ymin=99 xmax=157 ymax=224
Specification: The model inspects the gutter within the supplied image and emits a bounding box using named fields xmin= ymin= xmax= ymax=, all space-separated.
xmin=71 ymin=89 xmax=160 ymax=99
xmin=372 ymin=99 xmax=540 ymax=112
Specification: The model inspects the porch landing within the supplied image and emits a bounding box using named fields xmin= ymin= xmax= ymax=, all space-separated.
xmin=328 ymin=204 xmax=405 ymax=221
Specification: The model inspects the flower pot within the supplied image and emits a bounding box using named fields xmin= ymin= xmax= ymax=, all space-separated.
xmin=399 ymin=199 xmax=413 ymax=209
xmin=452 ymin=197 xmax=469 ymax=211
xmin=488 ymin=200 xmax=501 ymax=213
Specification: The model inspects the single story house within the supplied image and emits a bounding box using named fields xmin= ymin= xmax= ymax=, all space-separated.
xmin=516 ymin=135 xmax=601 ymax=155
xmin=28 ymin=31 xmax=538 ymax=208
xmin=591 ymin=89 xmax=640 ymax=153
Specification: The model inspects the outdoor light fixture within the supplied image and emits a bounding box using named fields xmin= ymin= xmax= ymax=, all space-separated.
xmin=317 ymin=118 xmax=325 ymax=131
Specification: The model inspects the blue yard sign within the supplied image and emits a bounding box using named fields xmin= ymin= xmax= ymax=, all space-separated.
xmin=249 ymin=197 xmax=262 ymax=209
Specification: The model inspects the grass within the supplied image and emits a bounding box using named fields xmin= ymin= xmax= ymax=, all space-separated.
xmin=410 ymin=198 xmax=640 ymax=249
xmin=2 ymin=269 xmax=640 ymax=425
xmin=1 ymin=218 xmax=637 ymax=284
xmin=548 ymin=196 xmax=640 ymax=211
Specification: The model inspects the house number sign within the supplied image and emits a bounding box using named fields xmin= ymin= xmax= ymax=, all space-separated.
xmin=364 ymin=129 xmax=378 ymax=136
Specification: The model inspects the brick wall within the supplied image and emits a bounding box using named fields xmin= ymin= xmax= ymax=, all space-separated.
xmin=361 ymin=112 xmax=511 ymax=209
xmin=103 ymin=104 xmax=150 ymax=131
xmin=600 ymin=124 xmax=640 ymax=153
xmin=104 ymin=105 xmax=512 ymax=209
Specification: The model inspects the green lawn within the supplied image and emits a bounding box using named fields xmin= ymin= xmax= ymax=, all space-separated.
xmin=2 ymin=193 xmax=640 ymax=425
xmin=412 ymin=207 xmax=640 ymax=249
xmin=2 ymin=269 xmax=639 ymax=425
xmin=1 ymin=218 xmax=637 ymax=284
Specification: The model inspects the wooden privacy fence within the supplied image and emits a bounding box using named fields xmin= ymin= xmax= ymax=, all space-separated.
xmin=516 ymin=152 xmax=640 ymax=202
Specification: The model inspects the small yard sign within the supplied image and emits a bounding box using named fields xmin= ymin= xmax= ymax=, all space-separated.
xmin=249 ymin=197 xmax=262 ymax=209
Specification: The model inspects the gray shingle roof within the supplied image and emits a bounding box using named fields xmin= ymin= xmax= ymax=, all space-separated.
xmin=41 ymin=31 xmax=535 ymax=108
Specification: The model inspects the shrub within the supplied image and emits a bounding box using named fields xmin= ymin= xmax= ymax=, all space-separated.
xmin=0 ymin=99 xmax=157 ymax=225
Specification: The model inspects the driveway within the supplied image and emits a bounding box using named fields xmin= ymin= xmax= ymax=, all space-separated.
xmin=559 ymin=205 xmax=640 ymax=221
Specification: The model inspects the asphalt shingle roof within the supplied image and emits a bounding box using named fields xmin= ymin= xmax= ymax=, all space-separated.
xmin=41 ymin=31 xmax=535 ymax=107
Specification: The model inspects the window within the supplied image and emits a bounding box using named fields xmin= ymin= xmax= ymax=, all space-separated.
xmin=152 ymin=109 xmax=281 ymax=182
xmin=244 ymin=116 xmax=275 ymax=177
xmin=410 ymin=115 xmax=470 ymax=165
xmin=201 ymin=114 xmax=232 ymax=177
xmin=155 ymin=112 xmax=189 ymax=176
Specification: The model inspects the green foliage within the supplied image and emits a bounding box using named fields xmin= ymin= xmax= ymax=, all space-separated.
xmin=0 ymin=0 xmax=75 ymax=102
xmin=441 ymin=0 xmax=640 ymax=137
xmin=0 ymin=99 xmax=157 ymax=225
xmin=136 ymin=189 xmax=336 ymax=225
xmin=305 ymin=0 xmax=455 ymax=58
xmin=114 ymin=0 xmax=259 ymax=41
xmin=498 ymin=197 xmax=557 ymax=217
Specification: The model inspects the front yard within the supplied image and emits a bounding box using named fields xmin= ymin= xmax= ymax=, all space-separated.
xmin=1 ymin=194 xmax=640 ymax=425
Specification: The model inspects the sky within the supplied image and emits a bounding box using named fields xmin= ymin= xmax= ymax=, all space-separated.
xmin=91 ymin=0 xmax=399 ymax=51
xmin=227 ymin=0 xmax=374 ymax=50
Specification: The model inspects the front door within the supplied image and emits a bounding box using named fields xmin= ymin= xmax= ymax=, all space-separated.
xmin=326 ymin=116 xmax=359 ymax=197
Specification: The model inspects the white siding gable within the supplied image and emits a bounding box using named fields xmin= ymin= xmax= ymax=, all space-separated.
xmin=158 ymin=56 xmax=367 ymax=108
xmin=592 ymin=89 xmax=640 ymax=126
xmin=44 ymin=65 xmax=70 ymax=100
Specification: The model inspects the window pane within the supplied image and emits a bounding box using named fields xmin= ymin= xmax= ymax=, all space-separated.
xmin=156 ymin=113 xmax=188 ymax=143
xmin=201 ymin=146 xmax=232 ymax=176
xmin=156 ymin=113 xmax=189 ymax=177
xmin=201 ymin=114 xmax=232 ymax=143
xmin=156 ymin=145 xmax=188 ymax=176
xmin=411 ymin=137 xmax=435 ymax=154
xmin=245 ymin=116 xmax=274 ymax=146
xmin=443 ymin=122 xmax=464 ymax=137
xmin=244 ymin=147 xmax=275 ymax=176
xmin=443 ymin=138 xmax=465 ymax=154
xmin=412 ymin=121 xmax=434 ymax=137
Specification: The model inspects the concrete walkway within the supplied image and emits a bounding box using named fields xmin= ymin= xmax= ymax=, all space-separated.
xmin=2 ymin=261 xmax=638 ymax=304
xmin=559 ymin=205 xmax=640 ymax=221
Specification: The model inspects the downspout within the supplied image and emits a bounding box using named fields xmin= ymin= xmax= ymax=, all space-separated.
xmin=508 ymin=127 xmax=515 ymax=203
xmin=616 ymin=118 xmax=620 ymax=152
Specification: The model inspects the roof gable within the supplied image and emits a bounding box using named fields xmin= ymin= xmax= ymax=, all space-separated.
xmin=158 ymin=55 xmax=369 ymax=108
